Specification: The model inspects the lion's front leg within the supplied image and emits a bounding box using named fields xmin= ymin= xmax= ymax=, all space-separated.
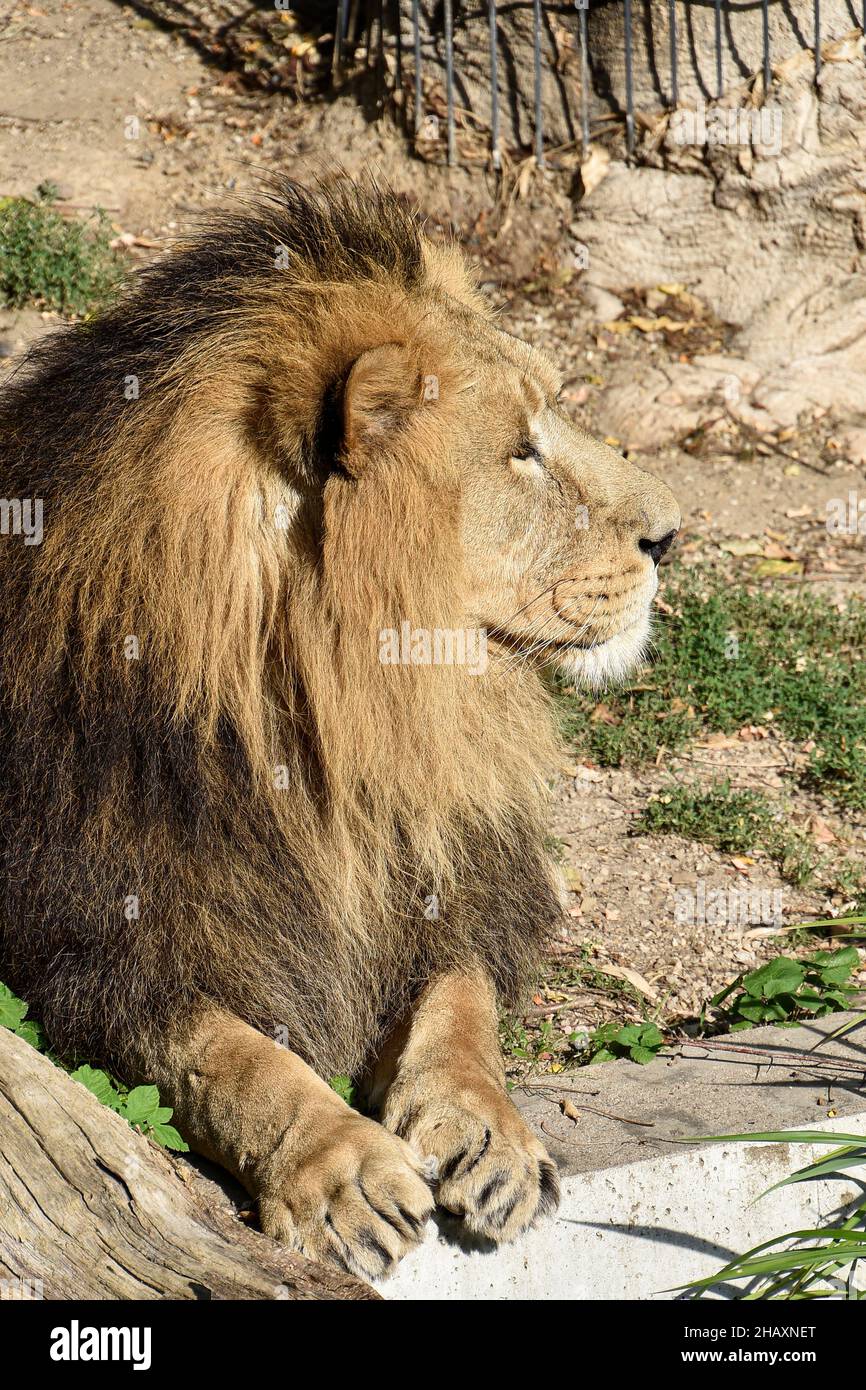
xmin=367 ymin=971 xmax=560 ymax=1243
xmin=132 ymin=1008 xmax=434 ymax=1281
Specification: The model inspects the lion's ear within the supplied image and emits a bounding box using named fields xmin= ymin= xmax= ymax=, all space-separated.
xmin=341 ymin=342 xmax=422 ymax=472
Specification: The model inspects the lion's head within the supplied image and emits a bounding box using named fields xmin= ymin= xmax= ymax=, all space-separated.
xmin=334 ymin=285 xmax=680 ymax=692
xmin=0 ymin=180 xmax=679 ymax=1075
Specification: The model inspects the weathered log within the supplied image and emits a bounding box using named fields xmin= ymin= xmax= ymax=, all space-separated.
xmin=0 ymin=1028 xmax=378 ymax=1301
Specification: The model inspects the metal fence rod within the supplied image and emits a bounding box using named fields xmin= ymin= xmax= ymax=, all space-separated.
xmin=334 ymin=0 xmax=349 ymax=80
xmin=714 ymin=0 xmax=722 ymax=98
xmin=814 ymin=0 xmax=821 ymax=82
xmin=392 ymin=0 xmax=402 ymax=91
xmin=762 ymin=0 xmax=771 ymax=95
xmin=668 ymin=0 xmax=678 ymax=106
xmin=624 ymin=0 xmax=635 ymax=155
xmin=488 ymin=0 xmax=501 ymax=171
xmin=533 ymin=0 xmax=544 ymax=167
xmin=578 ymin=0 xmax=590 ymax=154
xmin=375 ymin=0 xmax=385 ymax=108
xmin=411 ymin=0 xmax=422 ymax=139
xmin=444 ymin=0 xmax=456 ymax=166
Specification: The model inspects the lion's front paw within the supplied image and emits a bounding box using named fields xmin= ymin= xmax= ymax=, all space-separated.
xmin=258 ymin=1111 xmax=435 ymax=1281
xmin=383 ymin=1076 xmax=560 ymax=1244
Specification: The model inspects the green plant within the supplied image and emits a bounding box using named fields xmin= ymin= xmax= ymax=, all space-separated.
xmin=587 ymin=1021 xmax=665 ymax=1065
xmin=557 ymin=568 xmax=866 ymax=810
xmin=634 ymin=779 xmax=819 ymax=887
xmin=71 ymin=1066 xmax=187 ymax=1150
xmin=0 ymin=981 xmax=187 ymax=1151
xmin=681 ymin=1128 xmax=866 ymax=1299
xmin=0 ymin=187 xmax=123 ymax=316
xmin=709 ymin=948 xmax=860 ymax=1030
xmin=329 ymin=1074 xmax=357 ymax=1106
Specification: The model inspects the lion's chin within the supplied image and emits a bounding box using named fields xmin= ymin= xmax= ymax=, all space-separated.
xmin=556 ymin=609 xmax=653 ymax=691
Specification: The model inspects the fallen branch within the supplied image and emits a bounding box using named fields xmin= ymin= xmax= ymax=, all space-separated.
xmin=0 ymin=1028 xmax=377 ymax=1301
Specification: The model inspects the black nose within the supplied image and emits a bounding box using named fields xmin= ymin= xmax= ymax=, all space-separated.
xmin=639 ymin=529 xmax=678 ymax=567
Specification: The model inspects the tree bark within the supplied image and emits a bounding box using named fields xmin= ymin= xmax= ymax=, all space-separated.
xmin=0 ymin=1027 xmax=378 ymax=1301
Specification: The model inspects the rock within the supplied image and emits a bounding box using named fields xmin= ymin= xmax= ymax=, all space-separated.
xmin=580 ymin=282 xmax=625 ymax=322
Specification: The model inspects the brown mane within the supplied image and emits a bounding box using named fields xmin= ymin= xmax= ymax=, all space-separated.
xmin=0 ymin=180 xmax=561 ymax=1080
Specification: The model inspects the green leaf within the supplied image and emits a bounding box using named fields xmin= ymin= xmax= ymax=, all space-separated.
xmin=636 ymin=1023 xmax=664 ymax=1048
xmin=150 ymin=1123 xmax=189 ymax=1152
xmin=742 ymin=957 xmax=804 ymax=999
xmin=70 ymin=1065 xmax=122 ymax=1110
xmin=735 ymin=1000 xmax=771 ymax=1023
xmin=14 ymin=1019 xmax=45 ymax=1049
xmin=616 ymin=1024 xmax=643 ymax=1046
xmin=147 ymin=1107 xmax=174 ymax=1127
xmin=329 ymin=1074 xmax=356 ymax=1106
xmin=122 ymin=1085 xmax=160 ymax=1126
xmin=629 ymin=1045 xmax=659 ymax=1064
xmin=0 ymin=984 xmax=28 ymax=1031
xmin=589 ymin=1048 xmax=617 ymax=1064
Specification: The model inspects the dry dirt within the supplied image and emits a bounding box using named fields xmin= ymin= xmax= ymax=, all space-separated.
xmin=2 ymin=0 xmax=864 ymax=1050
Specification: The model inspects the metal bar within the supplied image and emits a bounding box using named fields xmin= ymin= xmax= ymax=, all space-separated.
xmin=814 ymin=0 xmax=821 ymax=83
xmin=762 ymin=0 xmax=770 ymax=96
xmin=668 ymin=0 xmax=678 ymax=107
xmin=624 ymin=0 xmax=635 ymax=156
xmin=375 ymin=0 xmax=384 ymax=109
xmin=578 ymin=0 xmax=590 ymax=154
xmin=412 ymin=0 xmax=422 ymax=140
xmin=444 ymin=0 xmax=456 ymax=166
xmin=488 ymin=0 xmax=500 ymax=172
xmin=714 ymin=0 xmax=722 ymax=98
xmin=334 ymin=0 xmax=349 ymax=81
xmin=533 ymin=0 xmax=544 ymax=167
xmin=393 ymin=0 xmax=402 ymax=92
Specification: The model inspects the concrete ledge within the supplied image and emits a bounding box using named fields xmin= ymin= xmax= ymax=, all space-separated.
xmin=383 ymin=1014 xmax=866 ymax=1300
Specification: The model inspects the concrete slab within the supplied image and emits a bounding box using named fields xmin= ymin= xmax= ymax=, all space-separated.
xmin=382 ymin=1013 xmax=866 ymax=1300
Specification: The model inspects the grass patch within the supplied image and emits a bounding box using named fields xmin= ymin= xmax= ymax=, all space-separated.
xmin=0 ymin=980 xmax=187 ymax=1150
xmin=0 ymin=184 xmax=123 ymax=316
xmin=557 ymin=567 xmax=866 ymax=810
xmin=634 ymin=779 xmax=820 ymax=887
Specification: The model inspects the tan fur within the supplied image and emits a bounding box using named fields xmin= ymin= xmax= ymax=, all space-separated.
xmin=0 ymin=180 xmax=679 ymax=1279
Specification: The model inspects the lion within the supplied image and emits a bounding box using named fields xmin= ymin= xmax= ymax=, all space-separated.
xmin=0 ymin=180 xmax=679 ymax=1281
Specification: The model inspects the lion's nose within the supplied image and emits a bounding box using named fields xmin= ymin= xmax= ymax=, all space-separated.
xmin=639 ymin=529 xmax=678 ymax=567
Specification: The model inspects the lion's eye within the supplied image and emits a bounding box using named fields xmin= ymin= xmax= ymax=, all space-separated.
xmin=510 ymin=442 xmax=543 ymax=466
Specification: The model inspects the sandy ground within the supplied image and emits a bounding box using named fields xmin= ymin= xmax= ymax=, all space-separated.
xmin=2 ymin=0 xmax=864 ymax=1041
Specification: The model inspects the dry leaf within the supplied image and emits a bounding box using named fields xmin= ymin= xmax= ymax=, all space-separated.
xmin=594 ymin=964 xmax=659 ymax=1002
xmin=719 ymin=538 xmax=764 ymax=557
xmin=697 ymin=732 xmax=741 ymax=749
xmin=809 ymin=815 xmax=838 ymax=845
xmin=752 ymin=558 xmax=803 ymax=577
xmin=560 ymin=1098 xmax=582 ymax=1123
xmin=590 ymin=703 xmax=620 ymax=725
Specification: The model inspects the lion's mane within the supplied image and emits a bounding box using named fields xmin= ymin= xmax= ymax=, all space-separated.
xmin=0 ymin=181 xmax=562 ymax=1078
